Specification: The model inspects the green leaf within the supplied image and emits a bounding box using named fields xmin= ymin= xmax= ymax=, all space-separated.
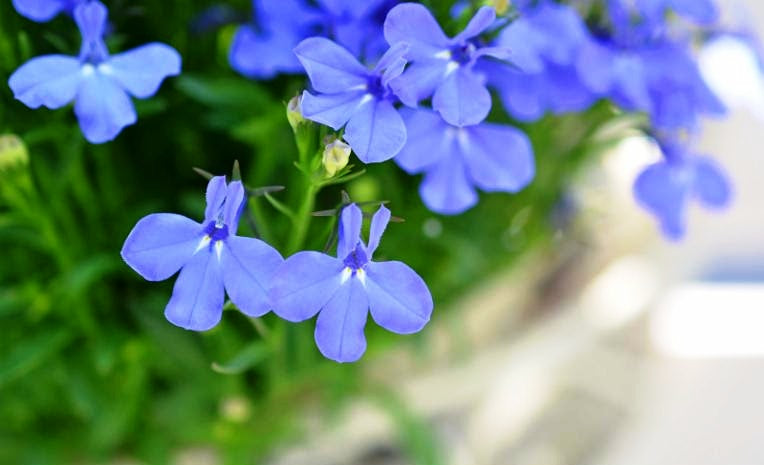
xmin=211 ymin=342 xmax=268 ymax=375
xmin=0 ymin=328 xmax=72 ymax=388
xmin=175 ymin=75 xmax=273 ymax=110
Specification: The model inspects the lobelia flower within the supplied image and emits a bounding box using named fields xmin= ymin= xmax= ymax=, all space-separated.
xmin=12 ymin=0 xmax=84 ymax=22
xmin=269 ymin=204 xmax=433 ymax=363
xmin=121 ymin=176 xmax=283 ymax=331
xmin=631 ymin=0 xmax=719 ymax=26
xmin=395 ymin=108 xmax=535 ymax=214
xmin=634 ymin=138 xmax=731 ymax=239
xmin=384 ymin=4 xmax=510 ymax=126
xmin=230 ymin=0 xmax=398 ymax=79
xmin=295 ymin=37 xmax=409 ymax=163
xmin=8 ymin=1 xmax=181 ymax=143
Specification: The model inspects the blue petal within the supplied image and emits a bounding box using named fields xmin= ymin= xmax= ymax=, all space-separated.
xmin=496 ymin=19 xmax=545 ymax=74
xmin=204 ymin=176 xmax=228 ymax=223
xmin=454 ymin=6 xmax=496 ymax=43
xmin=229 ymin=25 xmax=303 ymax=78
xmin=314 ymin=278 xmax=369 ymax=363
xmin=432 ymin=68 xmax=491 ymax=126
xmin=374 ymin=42 xmax=409 ymax=75
xmin=669 ymin=0 xmax=718 ymax=24
xmin=8 ymin=55 xmax=82 ymax=109
xmin=344 ymin=99 xmax=407 ymax=163
xmin=74 ymin=70 xmax=137 ymax=143
xmin=366 ymin=205 xmax=391 ymax=258
xmin=384 ymin=3 xmax=449 ymax=61
xmin=692 ymin=158 xmax=731 ymax=209
xmin=73 ymin=0 xmax=107 ymax=44
xmin=388 ymin=60 xmax=450 ymax=107
xmin=105 ymin=43 xmax=181 ymax=98
xmin=464 ymin=123 xmax=535 ymax=192
xmin=12 ymin=0 xmax=72 ymax=22
xmin=532 ymin=3 xmax=587 ymax=65
xmin=543 ymin=64 xmax=597 ymax=114
xmin=366 ymin=260 xmax=433 ymax=334
xmin=222 ymin=236 xmax=283 ymax=317
xmin=121 ymin=213 xmax=203 ymax=281
xmin=337 ymin=204 xmax=363 ymax=260
xmin=575 ymin=40 xmax=615 ymax=94
xmin=269 ymin=252 xmax=345 ymax=322
xmin=165 ymin=250 xmax=225 ymax=331
xmin=395 ymin=108 xmax=450 ymax=173
xmin=223 ymin=181 xmax=245 ymax=231
xmin=300 ymin=90 xmax=366 ymax=130
xmin=634 ymin=161 xmax=688 ymax=240
xmin=294 ymin=37 xmax=368 ymax=94
xmin=420 ymin=153 xmax=478 ymax=215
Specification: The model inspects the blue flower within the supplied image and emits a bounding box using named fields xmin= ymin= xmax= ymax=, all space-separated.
xmin=8 ymin=1 xmax=181 ymax=143
xmin=384 ymin=4 xmax=509 ymax=126
xmin=12 ymin=0 xmax=83 ymax=22
xmin=395 ymin=108 xmax=535 ymax=214
xmin=230 ymin=0 xmax=398 ymax=79
xmin=625 ymin=0 xmax=719 ymax=26
xmin=269 ymin=204 xmax=433 ymax=363
xmin=634 ymin=139 xmax=731 ymax=239
xmin=121 ymin=176 xmax=283 ymax=331
xmin=296 ymin=37 xmax=409 ymax=163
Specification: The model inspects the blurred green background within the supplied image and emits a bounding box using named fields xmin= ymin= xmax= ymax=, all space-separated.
xmin=0 ymin=1 xmax=620 ymax=463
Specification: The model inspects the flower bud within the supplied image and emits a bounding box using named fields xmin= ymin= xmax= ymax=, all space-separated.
xmin=0 ymin=134 xmax=28 ymax=171
xmin=286 ymin=94 xmax=305 ymax=131
xmin=491 ymin=0 xmax=510 ymax=15
xmin=322 ymin=138 xmax=351 ymax=177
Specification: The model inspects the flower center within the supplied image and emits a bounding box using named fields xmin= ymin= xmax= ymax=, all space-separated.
xmin=204 ymin=221 xmax=230 ymax=242
xmin=343 ymin=243 xmax=368 ymax=270
xmin=366 ymin=75 xmax=386 ymax=99
xmin=450 ymin=42 xmax=476 ymax=65
xmin=80 ymin=39 xmax=109 ymax=64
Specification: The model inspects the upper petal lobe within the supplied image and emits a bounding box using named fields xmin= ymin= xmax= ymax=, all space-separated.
xmin=105 ymin=43 xmax=181 ymax=98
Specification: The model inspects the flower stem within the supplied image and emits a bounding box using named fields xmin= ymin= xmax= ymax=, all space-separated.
xmin=286 ymin=182 xmax=319 ymax=255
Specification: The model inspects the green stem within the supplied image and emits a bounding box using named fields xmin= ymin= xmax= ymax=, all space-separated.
xmin=286 ymin=182 xmax=318 ymax=255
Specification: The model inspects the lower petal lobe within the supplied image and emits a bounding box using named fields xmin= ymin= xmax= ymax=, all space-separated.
xmin=314 ymin=278 xmax=369 ymax=363
xmin=433 ymin=68 xmax=491 ymax=127
xmin=366 ymin=261 xmax=432 ymax=335
xmin=74 ymin=71 xmax=137 ymax=143
xmin=165 ymin=250 xmax=225 ymax=331
xmin=420 ymin=153 xmax=478 ymax=215
xmin=344 ymin=99 xmax=406 ymax=163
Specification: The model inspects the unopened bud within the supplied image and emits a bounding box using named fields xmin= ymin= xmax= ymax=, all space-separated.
xmin=322 ymin=138 xmax=351 ymax=177
xmin=491 ymin=0 xmax=510 ymax=15
xmin=0 ymin=134 xmax=28 ymax=171
xmin=286 ymin=94 xmax=305 ymax=130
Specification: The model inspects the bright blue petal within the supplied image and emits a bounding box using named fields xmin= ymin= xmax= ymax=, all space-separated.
xmin=222 ymin=236 xmax=283 ymax=317
xmin=496 ymin=19 xmax=545 ymax=73
xmin=105 ymin=43 xmax=181 ymax=98
xmin=464 ymin=123 xmax=535 ymax=192
xmin=669 ymin=0 xmax=718 ymax=24
xmin=454 ymin=6 xmax=496 ymax=42
xmin=374 ymin=42 xmax=409 ymax=75
xmin=366 ymin=205 xmax=391 ymax=258
xmin=432 ymin=68 xmax=491 ymax=126
xmin=223 ymin=181 xmax=245 ymax=231
xmin=344 ymin=99 xmax=407 ymax=163
xmin=229 ymin=25 xmax=303 ymax=78
xmin=73 ymin=0 xmax=107 ymax=44
xmin=692 ymin=158 xmax=731 ymax=209
xmin=395 ymin=108 xmax=450 ymax=173
xmin=543 ymin=63 xmax=597 ymax=114
xmin=532 ymin=2 xmax=587 ymax=65
xmin=12 ymin=0 xmax=72 ymax=22
xmin=337 ymin=203 xmax=363 ymax=259
xmin=366 ymin=260 xmax=432 ymax=334
xmin=388 ymin=60 xmax=450 ymax=107
xmin=634 ymin=161 xmax=688 ymax=240
xmin=420 ymin=153 xmax=478 ymax=215
xmin=488 ymin=63 xmax=546 ymax=122
xmin=384 ymin=3 xmax=449 ymax=61
xmin=165 ymin=250 xmax=225 ymax=331
xmin=294 ymin=37 xmax=368 ymax=94
xmin=300 ymin=90 xmax=366 ymax=130
xmin=314 ymin=278 xmax=369 ymax=362
xmin=8 ymin=55 xmax=82 ymax=109
xmin=269 ymin=252 xmax=345 ymax=322
xmin=576 ymin=40 xmax=615 ymax=94
xmin=121 ymin=213 xmax=203 ymax=281
xmin=74 ymin=71 xmax=137 ymax=143
xmin=204 ymin=176 xmax=228 ymax=223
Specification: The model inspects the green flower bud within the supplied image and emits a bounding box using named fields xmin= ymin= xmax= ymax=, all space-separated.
xmin=322 ymin=138 xmax=351 ymax=177
xmin=0 ymin=134 xmax=28 ymax=171
xmin=286 ymin=94 xmax=305 ymax=131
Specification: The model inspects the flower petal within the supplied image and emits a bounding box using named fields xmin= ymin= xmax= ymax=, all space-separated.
xmin=692 ymin=157 xmax=731 ymax=209
xmin=73 ymin=0 xmax=107 ymax=44
xmin=669 ymin=0 xmax=718 ymax=23
xmin=105 ymin=43 xmax=181 ymax=98
xmin=229 ymin=25 xmax=303 ymax=78
xmin=454 ymin=6 xmax=496 ymax=43
xmin=464 ymin=123 xmax=535 ymax=192
xmin=314 ymin=278 xmax=369 ymax=363
xmin=165 ymin=250 xmax=225 ymax=331
xmin=222 ymin=236 xmax=283 ymax=317
xmin=489 ymin=64 xmax=546 ymax=122
xmin=121 ymin=213 xmax=203 ymax=281
xmin=344 ymin=99 xmax=407 ymax=163
xmin=634 ymin=161 xmax=688 ymax=240
xmin=74 ymin=70 xmax=137 ymax=143
xmin=432 ymin=68 xmax=491 ymax=127
xmin=337 ymin=203 xmax=363 ymax=260
xmin=384 ymin=3 xmax=449 ymax=61
xmin=366 ymin=205 xmax=391 ymax=258
xmin=223 ymin=181 xmax=245 ymax=231
xmin=388 ymin=60 xmax=450 ymax=107
xmin=374 ymin=42 xmax=409 ymax=75
xmin=395 ymin=108 xmax=451 ymax=173
xmin=366 ymin=260 xmax=433 ymax=334
xmin=300 ymin=90 xmax=366 ymax=130
xmin=12 ymin=0 xmax=71 ymax=22
xmin=204 ymin=176 xmax=228 ymax=223
xmin=294 ymin=37 xmax=368 ymax=94
xmin=269 ymin=252 xmax=345 ymax=322
xmin=8 ymin=55 xmax=82 ymax=109
xmin=496 ymin=19 xmax=546 ymax=74
xmin=420 ymin=153 xmax=478 ymax=215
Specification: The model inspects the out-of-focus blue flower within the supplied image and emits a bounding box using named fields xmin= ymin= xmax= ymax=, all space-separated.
xmin=626 ymin=0 xmax=719 ymax=26
xmin=487 ymin=1 xmax=597 ymax=122
xmin=230 ymin=0 xmax=398 ymax=79
xmin=8 ymin=1 xmax=181 ymax=143
xmin=12 ymin=0 xmax=83 ymax=22
xmin=634 ymin=139 xmax=731 ymax=239
xmin=121 ymin=176 xmax=283 ymax=331
xmin=269 ymin=203 xmax=433 ymax=363
xmin=384 ymin=4 xmax=509 ymax=126
xmin=395 ymin=108 xmax=534 ymax=214
xmin=296 ymin=37 xmax=408 ymax=163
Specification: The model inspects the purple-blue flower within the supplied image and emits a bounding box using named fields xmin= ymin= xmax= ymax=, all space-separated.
xmin=8 ymin=1 xmax=181 ymax=143
xmin=269 ymin=204 xmax=433 ymax=363
xmin=395 ymin=108 xmax=535 ymax=214
xmin=384 ymin=4 xmax=509 ymax=126
xmin=12 ymin=0 xmax=83 ymax=22
xmin=121 ymin=176 xmax=283 ymax=331
xmin=629 ymin=0 xmax=719 ymax=26
xmin=230 ymin=0 xmax=398 ymax=79
xmin=296 ymin=37 xmax=409 ymax=163
xmin=634 ymin=140 xmax=731 ymax=239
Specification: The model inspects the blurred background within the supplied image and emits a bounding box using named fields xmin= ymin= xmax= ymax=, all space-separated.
xmin=2 ymin=0 xmax=764 ymax=464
